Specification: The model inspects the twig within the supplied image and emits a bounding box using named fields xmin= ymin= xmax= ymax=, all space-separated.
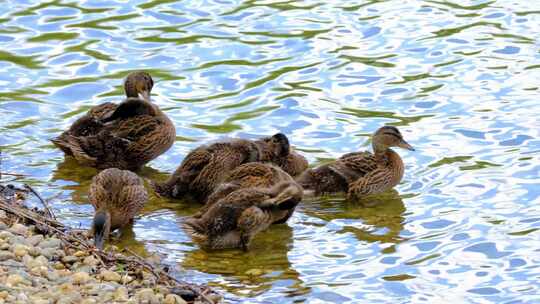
xmin=24 ymin=184 xmax=56 ymax=220
xmin=0 ymin=172 xmax=28 ymax=177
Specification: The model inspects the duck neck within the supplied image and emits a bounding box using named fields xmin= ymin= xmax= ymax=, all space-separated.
xmin=374 ymin=148 xmax=405 ymax=186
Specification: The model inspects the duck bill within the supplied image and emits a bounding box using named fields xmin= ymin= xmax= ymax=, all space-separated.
xmin=94 ymin=231 xmax=105 ymax=250
xmin=397 ymin=139 xmax=415 ymax=151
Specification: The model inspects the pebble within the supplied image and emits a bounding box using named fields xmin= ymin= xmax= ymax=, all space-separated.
xmin=164 ymin=294 xmax=187 ymax=304
xmin=28 ymin=235 xmax=44 ymax=246
xmin=113 ymin=286 xmax=129 ymax=301
xmin=83 ymin=255 xmax=98 ymax=266
xmin=62 ymin=255 xmax=78 ymax=264
xmin=0 ymin=231 xmax=13 ymax=239
xmin=5 ymin=274 xmax=28 ymax=287
xmin=9 ymin=223 xmax=28 ymax=236
xmin=0 ymin=222 xmax=7 ymax=230
xmin=72 ymin=272 xmax=91 ymax=285
xmin=11 ymin=243 xmax=28 ymax=257
xmin=38 ymin=238 xmax=61 ymax=249
xmin=99 ymin=270 xmax=121 ymax=282
xmin=136 ymin=288 xmax=159 ymax=304
xmin=0 ymin=251 xmax=15 ymax=261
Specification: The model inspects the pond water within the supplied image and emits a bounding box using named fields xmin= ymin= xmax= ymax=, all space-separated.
xmin=1 ymin=0 xmax=540 ymax=302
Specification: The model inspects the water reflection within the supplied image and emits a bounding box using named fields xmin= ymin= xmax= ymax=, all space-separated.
xmin=181 ymin=224 xmax=308 ymax=299
xmin=303 ymin=190 xmax=406 ymax=245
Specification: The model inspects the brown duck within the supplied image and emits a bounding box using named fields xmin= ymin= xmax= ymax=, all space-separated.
xmin=183 ymin=181 xmax=303 ymax=251
xmin=153 ymin=133 xmax=298 ymax=203
xmin=296 ymin=126 xmax=414 ymax=200
xmin=51 ymin=71 xmax=176 ymax=171
xmin=89 ymin=168 xmax=148 ymax=250
xmin=195 ymin=162 xmax=299 ymax=223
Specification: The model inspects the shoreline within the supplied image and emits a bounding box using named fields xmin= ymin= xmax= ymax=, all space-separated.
xmin=0 ymin=184 xmax=220 ymax=304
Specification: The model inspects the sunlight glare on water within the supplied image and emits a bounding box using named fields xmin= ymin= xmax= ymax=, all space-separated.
xmin=1 ymin=0 xmax=540 ymax=303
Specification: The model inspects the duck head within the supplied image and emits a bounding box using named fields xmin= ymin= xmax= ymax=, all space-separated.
xmin=92 ymin=210 xmax=111 ymax=250
xmin=257 ymin=133 xmax=290 ymax=160
xmin=372 ymin=126 xmax=414 ymax=154
xmin=124 ymin=71 xmax=154 ymax=101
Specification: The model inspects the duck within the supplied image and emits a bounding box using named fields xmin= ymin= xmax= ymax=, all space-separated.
xmin=183 ymin=181 xmax=303 ymax=251
xmin=296 ymin=126 xmax=414 ymax=200
xmin=51 ymin=71 xmax=176 ymax=171
xmin=153 ymin=133 xmax=299 ymax=203
xmin=88 ymin=168 xmax=148 ymax=250
xmin=194 ymin=162 xmax=299 ymax=223
xmin=276 ymin=149 xmax=309 ymax=177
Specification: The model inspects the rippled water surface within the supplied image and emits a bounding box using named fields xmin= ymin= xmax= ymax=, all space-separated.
xmin=2 ymin=0 xmax=540 ymax=302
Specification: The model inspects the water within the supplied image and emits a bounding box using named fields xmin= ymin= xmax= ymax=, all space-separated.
xmin=1 ymin=0 xmax=540 ymax=302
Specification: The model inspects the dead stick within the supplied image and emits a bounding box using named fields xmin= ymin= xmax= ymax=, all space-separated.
xmin=0 ymin=172 xmax=28 ymax=177
xmin=24 ymin=184 xmax=56 ymax=220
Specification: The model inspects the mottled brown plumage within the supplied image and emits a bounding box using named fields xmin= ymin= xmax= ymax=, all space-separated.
xmin=183 ymin=181 xmax=303 ymax=251
xmin=195 ymin=163 xmax=299 ymax=223
xmin=276 ymin=149 xmax=309 ymax=177
xmin=296 ymin=126 xmax=414 ymax=200
xmin=89 ymin=168 xmax=148 ymax=249
xmin=153 ymin=133 xmax=296 ymax=203
xmin=51 ymin=71 xmax=175 ymax=171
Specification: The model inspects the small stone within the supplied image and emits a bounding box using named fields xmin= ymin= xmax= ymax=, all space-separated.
xmin=12 ymin=244 xmax=28 ymax=257
xmin=6 ymin=274 xmax=28 ymax=287
xmin=30 ymin=299 xmax=48 ymax=304
xmin=57 ymin=291 xmax=82 ymax=304
xmin=15 ymin=292 xmax=28 ymax=302
xmin=28 ymin=235 xmax=44 ymax=246
xmin=40 ymin=247 xmax=56 ymax=259
xmin=73 ymin=250 xmax=87 ymax=258
xmin=136 ymin=288 xmax=159 ymax=304
xmin=0 ymin=243 xmax=10 ymax=250
xmin=62 ymin=255 xmax=78 ymax=264
xmin=72 ymin=272 xmax=91 ymax=285
xmin=8 ymin=223 xmax=28 ymax=236
xmin=113 ymin=286 xmax=129 ymax=301
xmin=53 ymin=261 xmax=65 ymax=270
xmin=0 ymin=210 xmax=7 ymax=219
xmin=28 ymin=246 xmax=41 ymax=257
xmin=0 ymin=231 xmax=13 ymax=239
xmin=38 ymin=238 xmax=61 ymax=249
xmin=0 ymin=221 xmax=7 ymax=230
xmin=164 ymin=294 xmax=187 ymax=304
xmin=29 ymin=266 xmax=48 ymax=276
xmin=100 ymin=270 xmax=121 ymax=282
xmin=0 ymin=251 xmax=15 ymax=261
xmin=121 ymin=274 xmax=134 ymax=284
xmin=83 ymin=255 xmax=98 ymax=266
xmin=208 ymin=294 xmax=222 ymax=303
xmin=0 ymin=291 xmax=7 ymax=299
xmin=81 ymin=299 xmax=97 ymax=304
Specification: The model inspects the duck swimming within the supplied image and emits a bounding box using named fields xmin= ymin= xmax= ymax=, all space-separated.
xmin=51 ymin=71 xmax=176 ymax=171
xmin=194 ymin=162 xmax=300 ymax=223
xmin=183 ymin=181 xmax=303 ymax=251
xmin=296 ymin=126 xmax=414 ymax=200
xmin=89 ymin=168 xmax=148 ymax=250
xmin=153 ymin=133 xmax=298 ymax=203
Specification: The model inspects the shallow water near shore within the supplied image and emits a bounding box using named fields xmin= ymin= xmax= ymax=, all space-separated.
xmin=1 ymin=0 xmax=540 ymax=303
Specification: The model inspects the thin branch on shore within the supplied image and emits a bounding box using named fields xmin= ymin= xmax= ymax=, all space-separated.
xmin=0 ymin=187 xmax=217 ymax=303
xmin=24 ymin=184 xmax=56 ymax=220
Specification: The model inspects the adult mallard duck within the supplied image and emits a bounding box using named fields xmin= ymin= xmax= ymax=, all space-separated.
xmin=153 ymin=133 xmax=298 ymax=203
xmin=89 ymin=168 xmax=148 ymax=250
xmin=183 ymin=181 xmax=303 ymax=251
xmin=296 ymin=126 xmax=414 ymax=200
xmin=194 ymin=162 xmax=299 ymax=223
xmin=51 ymin=71 xmax=176 ymax=171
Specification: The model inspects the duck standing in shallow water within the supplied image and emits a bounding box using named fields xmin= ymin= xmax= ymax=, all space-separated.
xmin=153 ymin=133 xmax=301 ymax=203
xmin=89 ymin=168 xmax=148 ymax=250
xmin=183 ymin=181 xmax=303 ymax=251
xmin=51 ymin=71 xmax=176 ymax=171
xmin=194 ymin=162 xmax=300 ymax=223
xmin=296 ymin=126 xmax=414 ymax=200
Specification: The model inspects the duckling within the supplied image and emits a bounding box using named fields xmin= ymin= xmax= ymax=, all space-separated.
xmin=51 ymin=71 xmax=176 ymax=171
xmin=89 ymin=168 xmax=148 ymax=250
xmin=194 ymin=162 xmax=298 ymax=221
xmin=183 ymin=181 xmax=303 ymax=251
xmin=276 ymin=149 xmax=309 ymax=177
xmin=153 ymin=133 xmax=294 ymax=203
xmin=296 ymin=126 xmax=414 ymax=200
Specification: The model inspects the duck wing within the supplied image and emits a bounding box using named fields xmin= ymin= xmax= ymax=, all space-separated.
xmin=328 ymin=151 xmax=378 ymax=183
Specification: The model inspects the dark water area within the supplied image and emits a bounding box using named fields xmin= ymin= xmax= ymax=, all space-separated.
xmin=1 ymin=0 xmax=539 ymax=303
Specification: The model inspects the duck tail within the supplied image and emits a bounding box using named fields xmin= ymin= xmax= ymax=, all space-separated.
xmin=51 ymin=134 xmax=97 ymax=164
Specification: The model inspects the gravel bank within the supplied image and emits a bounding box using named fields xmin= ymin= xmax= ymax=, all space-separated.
xmin=0 ymin=184 xmax=220 ymax=304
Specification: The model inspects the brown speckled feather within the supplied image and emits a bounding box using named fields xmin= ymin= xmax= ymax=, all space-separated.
xmin=183 ymin=181 xmax=302 ymax=250
xmin=89 ymin=168 xmax=148 ymax=230
xmin=154 ymin=133 xmax=295 ymax=203
xmin=52 ymin=98 xmax=175 ymax=170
